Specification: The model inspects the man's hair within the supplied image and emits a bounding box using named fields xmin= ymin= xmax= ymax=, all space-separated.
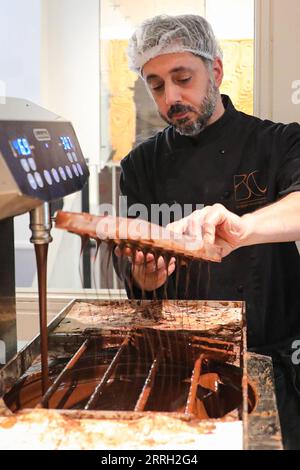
xmin=128 ymin=14 xmax=223 ymax=76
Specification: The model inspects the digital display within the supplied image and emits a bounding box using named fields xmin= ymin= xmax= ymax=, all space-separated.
xmin=10 ymin=137 xmax=31 ymax=157
xmin=60 ymin=136 xmax=73 ymax=151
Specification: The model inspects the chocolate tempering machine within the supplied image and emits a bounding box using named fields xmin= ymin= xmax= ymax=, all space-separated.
xmin=0 ymin=98 xmax=282 ymax=449
xmin=0 ymin=97 xmax=89 ymax=378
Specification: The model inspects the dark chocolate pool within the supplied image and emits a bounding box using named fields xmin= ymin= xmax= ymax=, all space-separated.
xmin=4 ymin=343 xmax=257 ymax=419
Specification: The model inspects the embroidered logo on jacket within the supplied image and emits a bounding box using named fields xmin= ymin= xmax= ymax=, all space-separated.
xmin=234 ymin=171 xmax=268 ymax=209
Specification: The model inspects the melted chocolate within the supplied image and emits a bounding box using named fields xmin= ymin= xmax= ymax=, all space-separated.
xmin=4 ymin=338 xmax=257 ymax=419
xmin=34 ymin=244 xmax=50 ymax=396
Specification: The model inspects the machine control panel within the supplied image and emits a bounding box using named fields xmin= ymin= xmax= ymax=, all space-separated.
xmin=0 ymin=121 xmax=89 ymax=201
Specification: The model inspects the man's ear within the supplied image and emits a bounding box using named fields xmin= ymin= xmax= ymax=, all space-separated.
xmin=213 ymin=57 xmax=224 ymax=88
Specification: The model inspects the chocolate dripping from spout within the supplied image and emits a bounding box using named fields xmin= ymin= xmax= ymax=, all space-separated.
xmin=30 ymin=203 xmax=53 ymax=398
xmin=34 ymin=244 xmax=50 ymax=397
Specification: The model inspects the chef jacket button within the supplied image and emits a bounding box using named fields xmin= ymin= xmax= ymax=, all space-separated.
xmin=237 ymin=285 xmax=244 ymax=293
xmin=219 ymin=149 xmax=226 ymax=155
xmin=223 ymin=191 xmax=231 ymax=199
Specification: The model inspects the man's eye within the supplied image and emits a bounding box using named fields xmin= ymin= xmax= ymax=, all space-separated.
xmin=178 ymin=77 xmax=191 ymax=83
xmin=152 ymin=84 xmax=164 ymax=91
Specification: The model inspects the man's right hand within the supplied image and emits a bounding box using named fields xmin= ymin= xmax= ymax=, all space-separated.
xmin=114 ymin=246 xmax=176 ymax=291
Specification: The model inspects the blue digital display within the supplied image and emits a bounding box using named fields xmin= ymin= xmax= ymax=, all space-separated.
xmin=11 ymin=137 xmax=31 ymax=156
xmin=60 ymin=136 xmax=73 ymax=151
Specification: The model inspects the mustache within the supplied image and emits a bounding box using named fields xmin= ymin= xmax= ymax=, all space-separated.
xmin=167 ymin=104 xmax=196 ymax=119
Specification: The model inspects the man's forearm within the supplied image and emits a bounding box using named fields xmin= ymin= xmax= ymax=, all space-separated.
xmin=240 ymin=192 xmax=300 ymax=247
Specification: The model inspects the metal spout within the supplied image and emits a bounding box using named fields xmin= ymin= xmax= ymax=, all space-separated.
xmin=30 ymin=203 xmax=53 ymax=245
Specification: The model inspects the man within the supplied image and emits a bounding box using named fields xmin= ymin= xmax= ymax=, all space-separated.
xmin=115 ymin=14 xmax=300 ymax=449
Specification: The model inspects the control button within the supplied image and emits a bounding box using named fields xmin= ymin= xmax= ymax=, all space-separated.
xmin=72 ymin=151 xmax=78 ymax=162
xmin=65 ymin=165 xmax=73 ymax=179
xmin=28 ymin=158 xmax=37 ymax=171
xmin=20 ymin=159 xmax=30 ymax=172
xmin=76 ymin=163 xmax=83 ymax=176
xmin=72 ymin=164 xmax=79 ymax=177
xmin=67 ymin=152 xmax=73 ymax=163
xmin=43 ymin=170 xmax=53 ymax=185
xmin=34 ymin=172 xmax=44 ymax=188
xmin=51 ymin=168 xmax=60 ymax=183
xmin=27 ymin=173 xmax=38 ymax=190
xmin=58 ymin=166 xmax=67 ymax=181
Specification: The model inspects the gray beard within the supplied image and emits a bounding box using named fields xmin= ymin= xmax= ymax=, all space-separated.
xmin=160 ymin=78 xmax=219 ymax=137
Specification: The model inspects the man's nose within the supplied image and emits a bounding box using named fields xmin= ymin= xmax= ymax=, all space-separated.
xmin=164 ymin=84 xmax=181 ymax=106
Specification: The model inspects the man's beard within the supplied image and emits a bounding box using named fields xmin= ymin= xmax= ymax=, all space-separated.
xmin=159 ymin=77 xmax=219 ymax=137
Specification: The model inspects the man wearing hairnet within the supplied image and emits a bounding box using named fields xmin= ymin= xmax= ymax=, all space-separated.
xmin=115 ymin=14 xmax=300 ymax=449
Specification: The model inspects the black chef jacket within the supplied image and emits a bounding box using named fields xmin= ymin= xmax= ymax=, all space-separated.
xmin=118 ymin=95 xmax=300 ymax=350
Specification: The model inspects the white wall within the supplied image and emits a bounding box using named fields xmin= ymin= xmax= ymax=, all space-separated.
xmin=40 ymin=0 xmax=100 ymax=286
xmin=272 ymin=0 xmax=300 ymax=123
xmin=100 ymin=0 xmax=205 ymax=39
xmin=255 ymin=0 xmax=300 ymax=123
xmin=41 ymin=0 xmax=100 ymax=167
xmin=0 ymin=0 xmax=41 ymax=102
xmin=0 ymin=0 xmax=42 ymax=287
xmin=206 ymin=0 xmax=254 ymax=39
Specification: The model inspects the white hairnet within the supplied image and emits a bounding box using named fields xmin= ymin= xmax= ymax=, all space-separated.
xmin=128 ymin=14 xmax=223 ymax=75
